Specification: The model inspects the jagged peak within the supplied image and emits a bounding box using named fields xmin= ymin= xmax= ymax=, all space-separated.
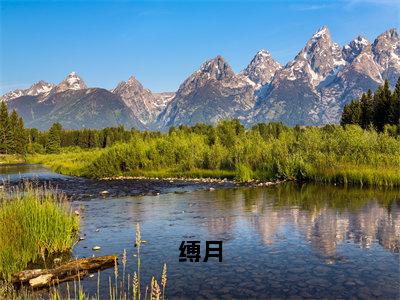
xmin=57 ymin=71 xmax=87 ymax=91
xmin=312 ymin=25 xmax=330 ymax=39
xmin=201 ymin=55 xmax=228 ymax=69
xmin=301 ymin=25 xmax=336 ymax=59
xmin=376 ymin=28 xmax=398 ymax=40
xmin=343 ymin=35 xmax=371 ymax=62
xmin=27 ymin=80 xmax=54 ymax=95
xmin=248 ymin=50 xmax=280 ymax=65
xmin=242 ymin=49 xmax=282 ymax=86
xmin=255 ymin=49 xmax=272 ymax=57
xmin=198 ymin=55 xmax=235 ymax=80
xmin=113 ymin=75 xmax=147 ymax=92
xmin=343 ymin=35 xmax=370 ymax=52
xmin=33 ymin=80 xmax=50 ymax=85
xmin=353 ymin=36 xmax=369 ymax=46
xmin=127 ymin=75 xmax=138 ymax=83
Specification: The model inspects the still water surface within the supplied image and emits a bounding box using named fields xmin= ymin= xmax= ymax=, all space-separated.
xmin=2 ymin=165 xmax=400 ymax=299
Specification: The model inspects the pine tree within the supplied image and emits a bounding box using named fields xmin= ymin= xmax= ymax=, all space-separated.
xmin=373 ymin=80 xmax=392 ymax=131
xmin=15 ymin=116 xmax=28 ymax=154
xmin=341 ymin=100 xmax=361 ymax=126
xmin=0 ymin=102 xmax=13 ymax=154
xmin=9 ymin=109 xmax=19 ymax=153
xmin=360 ymin=91 xmax=373 ymax=129
xmin=46 ymin=123 xmax=62 ymax=153
xmin=390 ymin=78 xmax=400 ymax=127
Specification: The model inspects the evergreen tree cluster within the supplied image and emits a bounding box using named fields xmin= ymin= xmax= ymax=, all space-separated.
xmin=341 ymin=79 xmax=400 ymax=133
xmin=28 ymin=124 xmax=135 ymax=154
xmin=0 ymin=102 xmax=28 ymax=154
xmin=0 ymin=102 xmax=135 ymax=155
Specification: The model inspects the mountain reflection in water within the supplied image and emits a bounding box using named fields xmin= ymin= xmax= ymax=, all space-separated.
xmin=71 ymin=183 xmax=399 ymax=298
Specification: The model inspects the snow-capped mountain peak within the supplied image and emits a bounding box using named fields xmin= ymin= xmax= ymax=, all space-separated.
xmin=55 ymin=72 xmax=87 ymax=92
xmin=312 ymin=25 xmax=329 ymax=39
xmin=26 ymin=80 xmax=55 ymax=96
xmin=112 ymin=74 xmax=173 ymax=125
xmin=242 ymin=49 xmax=282 ymax=87
xmin=372 ymin=28 xmax=400 ymax=78
xmin=198 ymin=55 xmax=235 ymax=80
xmin=271 ymin=26 xmax=345 ymax=87
xmin=2 ymin=27 xmax=399 ymax=131
xmin=0 ymin=80 xmax=55 ymax=102
xmin=343 ymin=36 xmax=370 ymax=62
xmin=303 ymin=26 xmax=345 ymax=76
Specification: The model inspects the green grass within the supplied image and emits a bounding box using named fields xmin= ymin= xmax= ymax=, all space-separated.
xmin=28 ymin=148 xmax=104 ymax=177
xmin=0 ymin=183 xmax=79 ymax=281
xmin=311 ymin=164 xmax=400 ymax=187
xmin=26 ymin=125 xmax=400 ymax=187
xmin=0 ymin=155 xmax=26 ymax=165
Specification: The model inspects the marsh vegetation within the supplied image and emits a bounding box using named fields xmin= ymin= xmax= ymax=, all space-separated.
xmin=28 ymin=122 xmax=400 ymax=187
xmin=0 ymin=183 xmax=79 ymax=281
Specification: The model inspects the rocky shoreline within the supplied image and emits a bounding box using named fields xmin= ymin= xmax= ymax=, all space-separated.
xmin=6 ymin=174 xmax=286 ymax=201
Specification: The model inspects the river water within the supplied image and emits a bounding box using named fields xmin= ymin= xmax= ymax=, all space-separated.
xmin=1 ymin=164 xmax=399 ymax=299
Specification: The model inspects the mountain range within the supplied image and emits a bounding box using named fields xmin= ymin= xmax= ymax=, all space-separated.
xmin=2 ymin=26 xmax=399 ymax=130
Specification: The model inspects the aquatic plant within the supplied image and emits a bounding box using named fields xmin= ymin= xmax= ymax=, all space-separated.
xmin=47 ymin=223 xmax=167 ymax=300
xmin=0 ymin=183 xmax=79 ymax=281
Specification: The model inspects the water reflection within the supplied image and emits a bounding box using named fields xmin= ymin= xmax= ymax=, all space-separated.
xmin=0 ymin=163 xmax=69 ymax=181
xmin=66 ymin=183 xmax=400 ymax=298
xmin=208 ymin=185 xmax=400 ymax=255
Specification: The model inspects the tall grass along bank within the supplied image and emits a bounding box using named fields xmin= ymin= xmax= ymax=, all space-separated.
xmin=0 ymin=183 xmax=79 ymax=281
xmin=27 ymin=122 xmax=400 ymax=187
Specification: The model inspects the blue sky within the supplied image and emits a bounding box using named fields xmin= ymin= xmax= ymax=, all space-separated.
xmin=0 ymin=0 xmax=399 ymax=94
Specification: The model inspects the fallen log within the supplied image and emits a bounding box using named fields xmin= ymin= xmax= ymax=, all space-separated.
xmin=12 ymin=255 xmax=117 ymax=288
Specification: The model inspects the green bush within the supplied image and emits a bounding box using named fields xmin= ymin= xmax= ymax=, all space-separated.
xmin=235 ymin=164 xmax=253 ymax=182
xmin=27 ymin=121 xmax=400 ymax=187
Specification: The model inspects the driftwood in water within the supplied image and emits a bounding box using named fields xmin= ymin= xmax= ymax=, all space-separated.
xmin=12 ymin=255 xmax=117 ymax=288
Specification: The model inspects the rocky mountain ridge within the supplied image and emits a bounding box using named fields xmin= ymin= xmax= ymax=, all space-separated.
xmin=2 ymin=26 xmax=399 ymax=130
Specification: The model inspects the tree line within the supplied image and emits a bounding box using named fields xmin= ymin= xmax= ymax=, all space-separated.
xmin=28 ymin=124 xmax=136 ymax=154
xmin=1 ymin=77 xmax=399 ymax=156
xmin=0 ymin=101 xmax=138 ymax=155
xmin=33 ymin=119 xmax=399 ymax=186
xmin=0 ymin=102 xmax=28 ymax=154
xmin=341 ymin=78 xmax=400 ymax=133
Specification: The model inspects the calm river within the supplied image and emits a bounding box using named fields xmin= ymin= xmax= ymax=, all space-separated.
xmin=1 ymin=164 xmax=399 ymax=299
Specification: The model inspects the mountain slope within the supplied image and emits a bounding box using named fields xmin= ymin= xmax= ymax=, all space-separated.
xmin=4 ymin=72 xmax=144 ymax=130
xmin=252 ymin=27 xmax=399 ymax=126
xmin=253 ymin=26 xmax=346 ymax=125
xmin=372 ymin=28 xmax=400 ymax=87
xmin=158 ymin=56 xmax=255 ymax=127
xmin=1 ymin=81 xmax=55 ymax=103
xmin=112 ymin=76 xmax=173 ymax=125
xmin=2 ymin=27 xmax=399 ymax=129
xmin=7 ymin=88 xmax=144 ymax=130
xmin=241 ymin=50 xmax=282 ymax=87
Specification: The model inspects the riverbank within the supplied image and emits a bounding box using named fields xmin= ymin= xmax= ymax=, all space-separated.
xmin=0 ymin=164 xmax=399 ymax=299
xmin=26 ymin=126 xmax=400 ymax=187
xmin=2 ymin=165 xmax=286 ymax=200
xmin=0 ymin=155 xmax=26 ymax=165
xmin=0 ymin=183 xmax=79 ymax=281
xmin=3 ymin=124 xmax=400 ymax=187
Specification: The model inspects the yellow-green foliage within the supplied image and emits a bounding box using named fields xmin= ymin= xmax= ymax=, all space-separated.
xmin=28 ymin=147 xmax=104 ymax=177
xmin=0 ymin=155 xmax=26 ymax=165
xmin=27 ymin=123 xmax=400 ymax=186
xmin=0 ymin=184 xmax=79 ymax=281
